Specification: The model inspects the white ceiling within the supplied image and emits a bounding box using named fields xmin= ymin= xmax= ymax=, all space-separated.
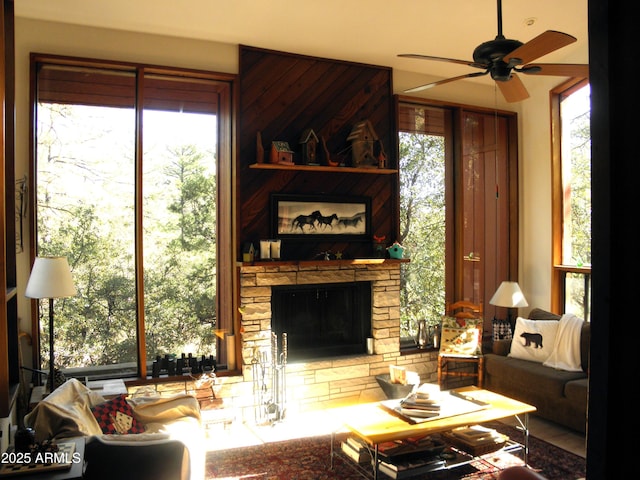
xmin=15 ymin=0 xmax=588 ymax=91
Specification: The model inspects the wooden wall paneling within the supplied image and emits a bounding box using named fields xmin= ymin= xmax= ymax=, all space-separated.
xmin=238 ymin=45 xmax=397 ymax=261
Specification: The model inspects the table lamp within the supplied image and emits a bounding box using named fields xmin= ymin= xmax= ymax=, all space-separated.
xmin=489 ymin=281 xmax=528 ymax=321
xmin=25 ymin=256 xmax=77 ymax=392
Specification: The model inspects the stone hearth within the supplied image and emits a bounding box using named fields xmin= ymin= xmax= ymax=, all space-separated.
xmin=219 ymin=259 xmax=437 ymax=418
xmin=239 ymin=260 xmax=404 ymax=360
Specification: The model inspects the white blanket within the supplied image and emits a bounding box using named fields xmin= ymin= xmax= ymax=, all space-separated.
xmin=24 ymin=378 xmax=105 ymax=442
xmin=543 ymin=313 xmax=584 ymax=371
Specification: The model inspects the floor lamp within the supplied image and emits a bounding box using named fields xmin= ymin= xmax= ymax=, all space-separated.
xmin=25 ymin=256 xmax=77 ymax=393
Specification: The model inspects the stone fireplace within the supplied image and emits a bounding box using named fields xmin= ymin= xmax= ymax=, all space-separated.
xmin=231 ymin=259 xmax=436 ymax=416
xmin=239 ymin=260 xmax=403 ymax=361
xmin=271 ymin=281 xmax=372 ymax=361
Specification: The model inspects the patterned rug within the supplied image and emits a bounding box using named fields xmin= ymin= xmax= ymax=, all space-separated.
xmin=205 ymin=423 xmax=586 ymax=480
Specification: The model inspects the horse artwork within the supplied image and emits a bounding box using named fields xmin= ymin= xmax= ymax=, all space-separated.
xmin=271 ymin=194 xmax=370 ymax=240
xmin=337 ymin=215 xmax=363 ymax=229
xmin=291 ymin=211 xmax=320 ymax=232
xmin=315 ymin=212 xmax=338 ymax=230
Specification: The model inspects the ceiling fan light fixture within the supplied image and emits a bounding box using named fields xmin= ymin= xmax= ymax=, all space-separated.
xmin=490 ymin=65 xmax=512 ymax=82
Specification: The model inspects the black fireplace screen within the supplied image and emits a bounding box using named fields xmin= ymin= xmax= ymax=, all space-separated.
xmin=271 ymin=282 xmax=372 ymax=361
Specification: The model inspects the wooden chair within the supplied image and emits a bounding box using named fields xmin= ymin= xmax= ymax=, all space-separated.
xmin=437 ymin=300 xmax=484 ymax=388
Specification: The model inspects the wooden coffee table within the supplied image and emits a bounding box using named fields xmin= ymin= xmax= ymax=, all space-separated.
xmin=330 ymin=386 xmax=536 ymax=479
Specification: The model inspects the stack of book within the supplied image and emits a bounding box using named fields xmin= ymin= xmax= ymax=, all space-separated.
xmin=398 ymin=384 xmax=441 ymax=418
xmin=376 ymin=435 xmax=447 ymax=479
xmin=442 ymin=425 xmax=509 ymax=456
xmin=378 ymin=456 xmax=446 ymax=479
xmin=341 ymin=433 xmax=447 ymax=478
xmin=340 ymin=436 xmax=372 ymax=464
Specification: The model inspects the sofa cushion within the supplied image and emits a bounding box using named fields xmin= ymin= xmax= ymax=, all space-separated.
xmin=527 ymin=308 xmax=589 ymax=372
xmin=91 ymin=394 xmax=146 ymax=435
xmin=509 ymin=317 xmax=559 ymax=363
xmin=528 ymin=308 xmax=561 ymax=321
xmin=484 ymin=354 xmax=586 ymax=398
xmin=564 ymin=378 xmax=588 ymax=405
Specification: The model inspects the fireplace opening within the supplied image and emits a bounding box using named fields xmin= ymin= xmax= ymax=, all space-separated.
xmin=271 ymin=282 xmax=372 ymax=361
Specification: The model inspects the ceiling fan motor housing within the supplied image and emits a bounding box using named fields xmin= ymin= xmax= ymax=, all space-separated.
xmin=473 ymin=37 xmax=524 ymax=81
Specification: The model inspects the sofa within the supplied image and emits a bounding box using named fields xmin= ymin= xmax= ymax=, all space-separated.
xmin=483 ymin=308 xmax=589 ymax=433
xmin=23 ymin=378 xmax=205 ymax=479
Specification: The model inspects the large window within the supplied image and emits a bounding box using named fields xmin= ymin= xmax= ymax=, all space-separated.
xmin=397 ymin=104 xmax=449 ymax=343
xmin=552 ymin=81 xmax=591 ymax=320
xmin=398 ymin=100 xmax=517 ymax=346
xmin=31 ymin=55 xmax=233 ymax=379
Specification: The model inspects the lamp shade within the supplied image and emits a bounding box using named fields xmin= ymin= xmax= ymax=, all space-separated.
xmin=25 ymin=256 xmax=77 ymax=299
xmin=489 ymin=281 xmax=528 ymax=308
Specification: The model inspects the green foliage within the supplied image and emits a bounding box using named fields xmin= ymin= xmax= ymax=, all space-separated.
xmin=144 ymin=145 xmax=217 ymax=357
xmin=398 ymin=132 xmax=446 ymax=339
xmin=561 ymin=86 xmax=591 ymax=317
xmin=36 ymin=103 xmax=218 ymax=372
xmin=567 ymin=108 xmax=591 ymax=266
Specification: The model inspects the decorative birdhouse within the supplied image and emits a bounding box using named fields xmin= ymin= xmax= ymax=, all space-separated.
xmin=242 ymin=242 xmax=255 ymax=263
xmin=347 ymin=120 xmax=380 ymax=168
xmin=270 ymin=141 xmax=295 ymax=165
xmin=387 ymin=241 xmax=405 ymax=259
xmin=299 ymin=129 xmax=319 ymax=165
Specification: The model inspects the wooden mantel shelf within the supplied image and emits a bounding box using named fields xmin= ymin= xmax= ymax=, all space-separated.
xmin=238 ymin=258 xmax=409 ymax=268
xmin=249 ymin=163 xmax=397 ymax=174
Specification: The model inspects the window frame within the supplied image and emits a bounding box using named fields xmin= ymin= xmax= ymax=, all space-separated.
xmin=396 ymin=96 xmax=519 ymax=349
xmin=550 ymin=77 xmax=591 ymax=316
xmin=28 ymin=53 xmax=237 ymax=378
xmin=396 ymin=100 xmax=453 ymax=346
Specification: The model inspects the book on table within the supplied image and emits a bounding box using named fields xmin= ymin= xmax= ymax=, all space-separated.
xmin=375 ymin=433 xmax=446 ymax=480
xmin=380 ymin=387 xmax=488 ymax=424
xmin=341 ymin=434 xmax=445 ymax=464
xmin=341 ymin=439 xmax=372 ymax=464
xmin=450 ymin=425 xmax=503 ymax=444
xmin=378 ymin=457 xmax=447 ymax=479
xmin=376 ymin=435 xmax=445 ymax=463
xmin=442 ymin=424 xmax=509 ymax=453
xmin=397 ymin=391 xmax=441 ymax=418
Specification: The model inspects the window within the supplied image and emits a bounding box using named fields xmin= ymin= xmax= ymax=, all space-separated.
xmin=552 ymin=81 xmax=591 ymax=320
xmin=397 ymin=104 xmax=449 ymax=344
xmin=31 ymin=55 xmax=233 ymax=379
xmin=398 ymin=99 xmax=518 ymax=347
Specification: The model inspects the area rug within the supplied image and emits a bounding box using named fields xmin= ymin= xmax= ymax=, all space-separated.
xmin=205 ymin=423 xmax=585 ymax=480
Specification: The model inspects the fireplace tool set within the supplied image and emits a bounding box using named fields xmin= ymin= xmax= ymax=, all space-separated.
xmin=252 ymin=332 xmax=287 ymax=425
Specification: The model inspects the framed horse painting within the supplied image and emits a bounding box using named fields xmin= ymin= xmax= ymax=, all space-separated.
xmin=270 ymin=194 xmax=371 ymax=240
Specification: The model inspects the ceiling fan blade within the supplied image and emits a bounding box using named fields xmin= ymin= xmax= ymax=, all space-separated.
xmin=404 ymin=71 xmax=489 ymax=94
xmin=505 ymin=30 xmax=577 ymax=66
xmin=398 ymin=53 xmax=486 ymax=69
xmin=522 ymin=63 xmax=589 ymax=78
xmin=497 ymin=73 xmax=529 ymax=103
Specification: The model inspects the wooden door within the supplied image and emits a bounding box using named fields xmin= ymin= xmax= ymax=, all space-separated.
xmin=458 ymin=110 xmax=517 ymax=332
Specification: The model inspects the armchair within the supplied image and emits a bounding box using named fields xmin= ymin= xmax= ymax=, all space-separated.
xmin=84 ymin=434 xmax=190 ymax=480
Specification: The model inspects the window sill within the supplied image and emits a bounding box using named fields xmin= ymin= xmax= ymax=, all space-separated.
xmin=400 ymin=346 xmax=438 ymax=355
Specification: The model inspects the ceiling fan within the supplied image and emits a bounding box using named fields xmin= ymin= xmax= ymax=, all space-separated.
xmin=399 ymin=0 xmax=588 ymax=102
